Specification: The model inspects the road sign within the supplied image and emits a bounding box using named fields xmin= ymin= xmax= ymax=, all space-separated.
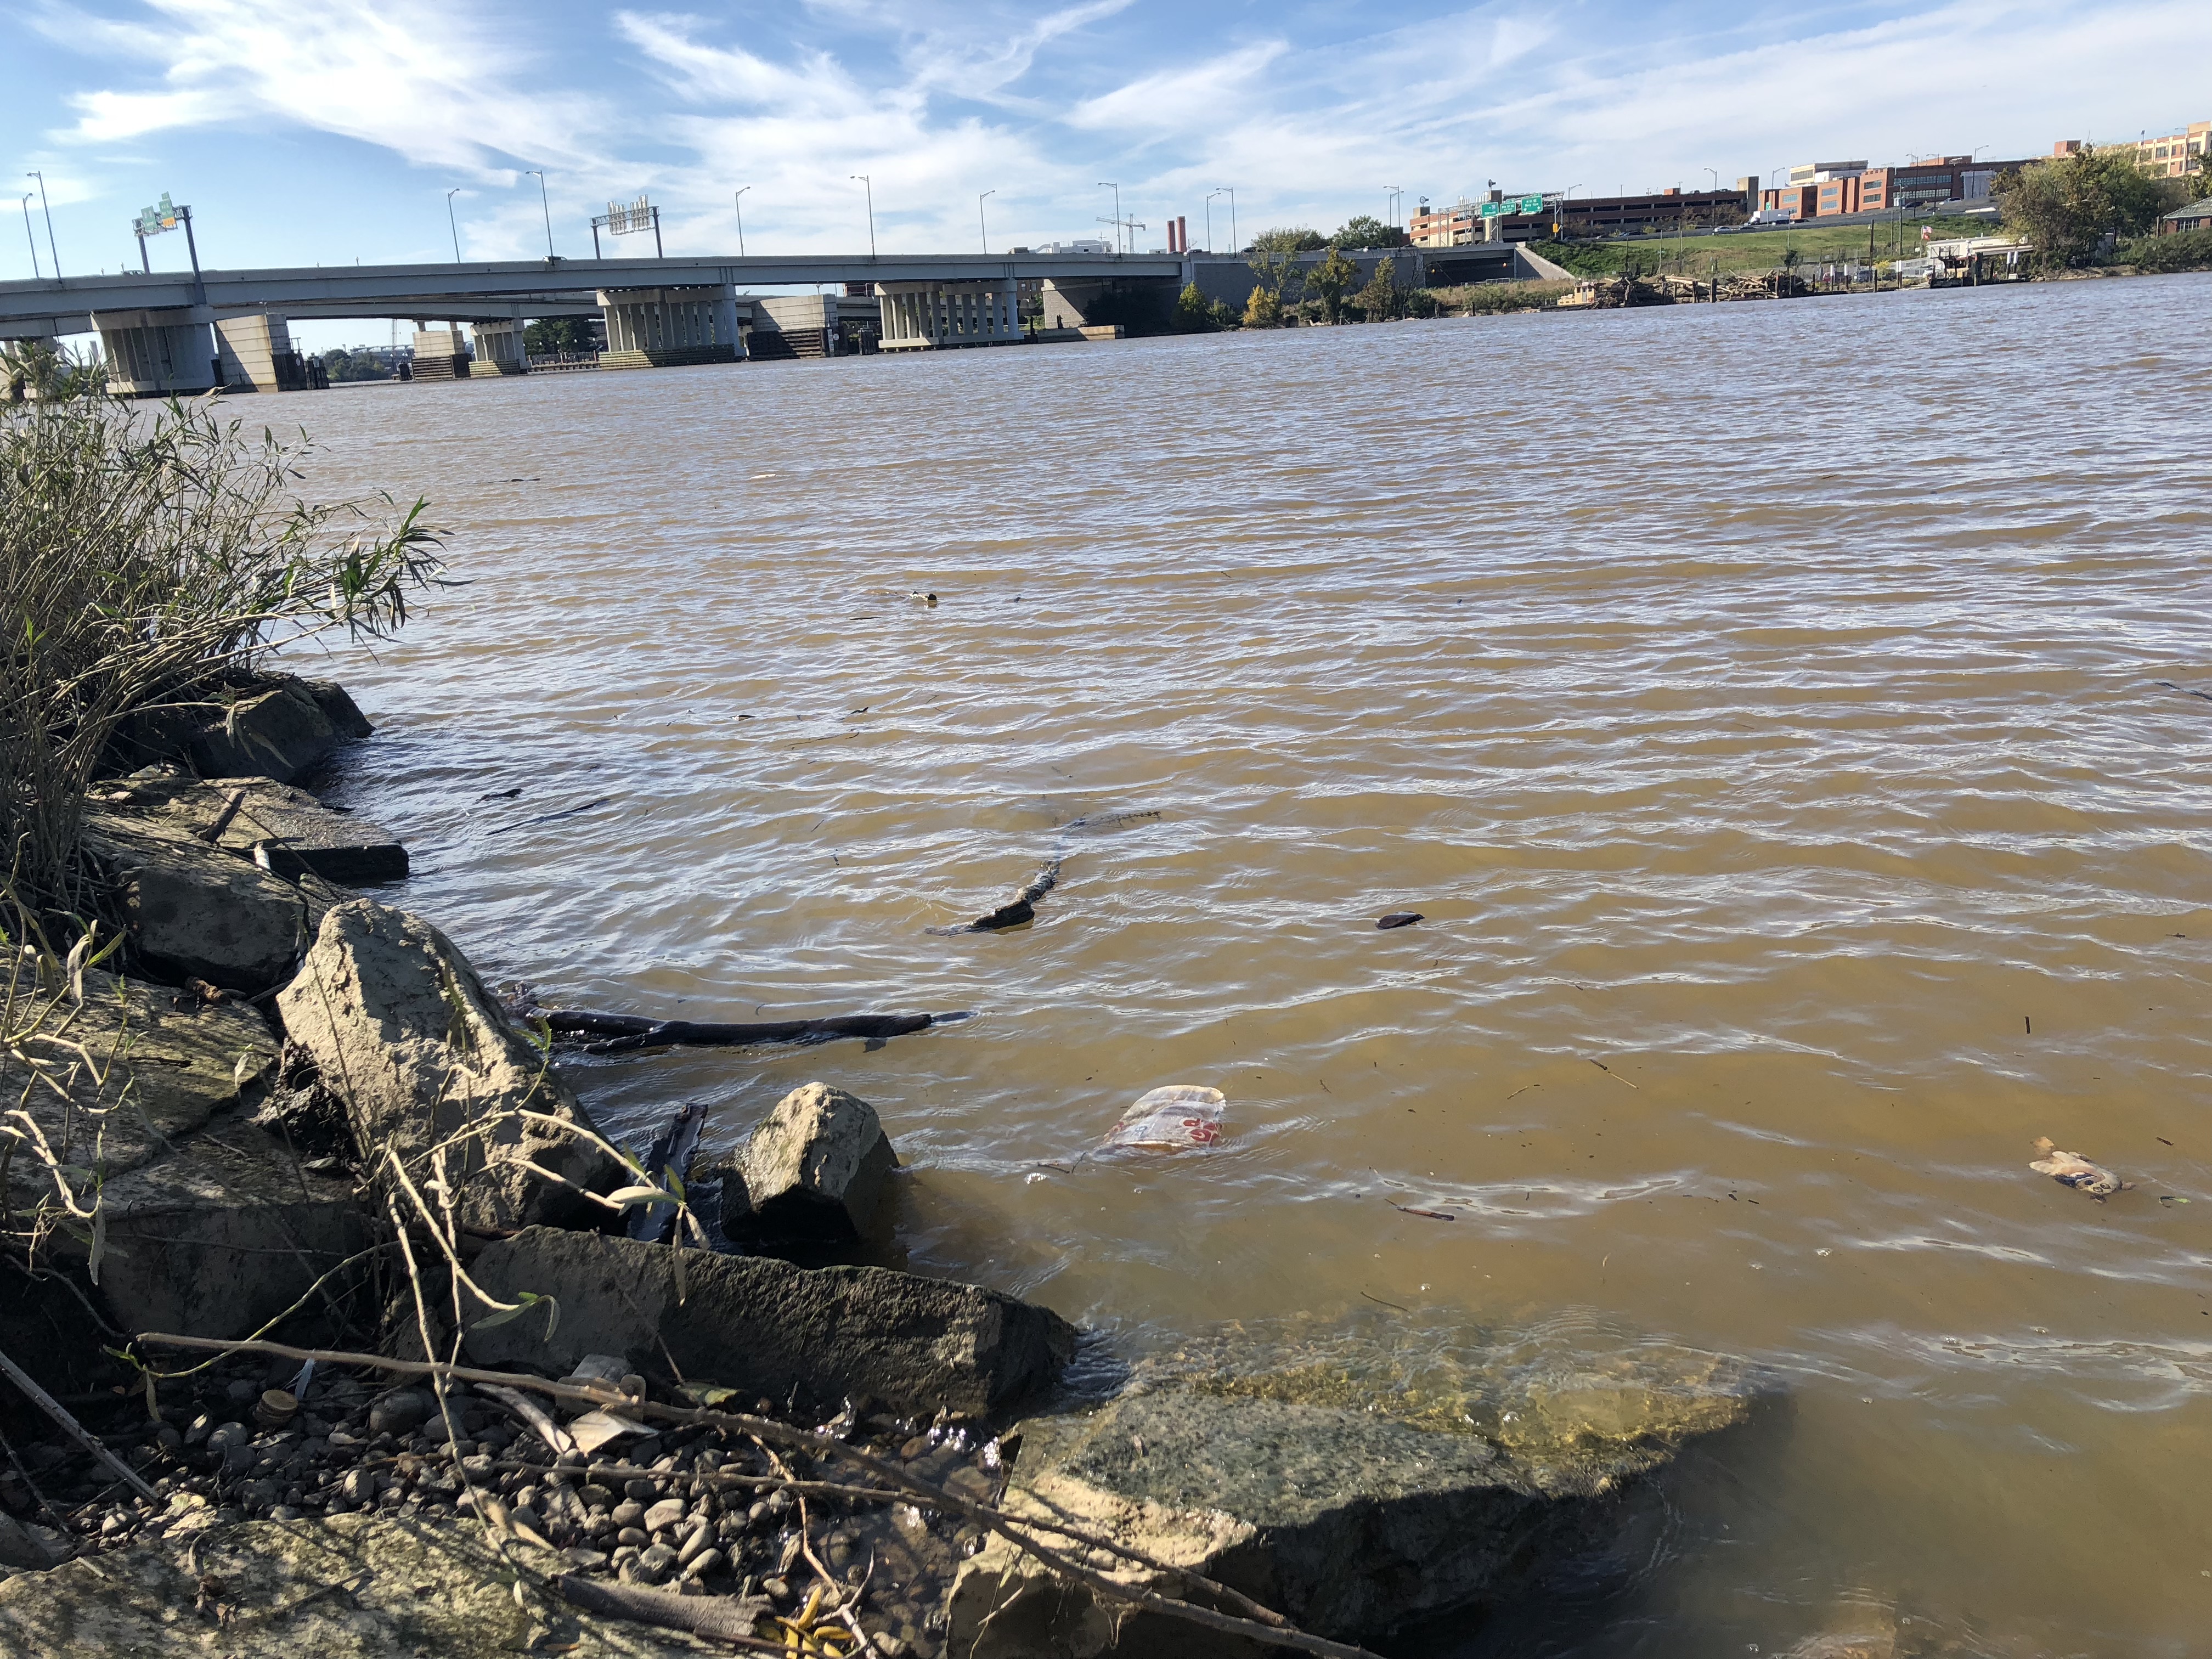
xmin=1520 ymin=195 xmax=1544 ymax=214
xmin=1480 ymin=202 xmax=1500 ymax=217
xmin=604 ymin=195 xmax=653 ymax=235
xmin=134 ymin=193 xmax=182 ymax=238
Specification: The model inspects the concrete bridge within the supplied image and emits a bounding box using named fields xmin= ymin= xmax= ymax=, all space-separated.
xmin=0 ymin=249 xmax=1189 ymax=392
xmin=0 ymin=241 xmax=1528 ymax=394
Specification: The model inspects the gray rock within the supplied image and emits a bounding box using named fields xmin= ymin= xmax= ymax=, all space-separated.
xmin=83 ymin=813 xmax=316 ymax=992
xmin=738 ymin=1082 xmax=897 ymax=1239
xmin=275 ymin=901 xmax=619 ymax=1231
xmin=642 ymin=1498 xmax=685 ymax=1533
xmin=89 ymin=1107 xmax=371 ymax=1340
xmin=94 ymin=769 xmax=407 ymax=887
xmin=368 ymin=1391 xmax=431 ymax=1437
xmin=948 ymin=1368 xmax=1757 ymax=1658
xmin=0 ymin=952 xmax=278 ymax=1217
xmin=634 ymin=1542 xmax=679 ymax=1583
xmin=0 ymin=1511 xmax=709 ymax=1656
xmin=0 ymin=1513 xmax=60 ymax=1571
xmin=179 ymin=676 xmax=363 ymax=785
xmin=466 ymin=1228 xmax=1076 ymax=1419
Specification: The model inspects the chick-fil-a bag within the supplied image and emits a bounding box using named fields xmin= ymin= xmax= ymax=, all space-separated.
xmin=1103 ymin=1085 xmax=1226 ymax=1152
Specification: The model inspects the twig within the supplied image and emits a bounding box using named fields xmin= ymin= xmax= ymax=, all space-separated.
xmin=479 ymin=1384 xmax=575 ymax=1458
xmin=134 ymin=1333 xmax=1379 ymax=1659
xmin=554 ymin=1575 xmax=789 ymax=1653
xmin=0 ymin=1341 xmax=157 ymax=1500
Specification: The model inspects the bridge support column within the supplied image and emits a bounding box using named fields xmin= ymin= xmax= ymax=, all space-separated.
xmin=875 ymin=279 xmax=1024 ymax=351
xmin=597 ymin=286 xmax=741 ymax=370
xmin=93 ymin=307 xmax=218 ymax=398
xmin=1040 ymin=276 xmax=1178 ymax=337
xmin=472 ymin=320 xmax=529 ymax=376
xmin=215 ymin=314 xmax=311 ymax=392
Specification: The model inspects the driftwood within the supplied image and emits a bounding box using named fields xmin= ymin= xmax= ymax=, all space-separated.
xmin=541 ymin=1009 xmax=962 ymax=1056
xmin=556 ymin=1575 xmax=775 ymax=1644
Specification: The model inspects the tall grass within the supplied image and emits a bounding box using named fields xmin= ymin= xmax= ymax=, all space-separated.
xmin=1 ymin=394 xmax=444 ymax=922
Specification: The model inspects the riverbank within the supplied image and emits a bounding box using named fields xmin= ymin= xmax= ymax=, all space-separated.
xmin=0 ymin=653 xmax=1759 ymax=1656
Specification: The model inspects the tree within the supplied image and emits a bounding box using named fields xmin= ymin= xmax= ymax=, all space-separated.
xmin=1995 ymin=147 xmax=2188 ymax=268
xmin=1306 ymin=246 xmax=1359 ymax=322
xmin=526 ymin=317 xmax=597 ymax=355
xmin=1173 ymin=281 xmax=1217 ymax=332
xmin=1248 ymin=227 xmax=1327 ymax=253
xmin=1355 ymin=253 xmax=1405 ymax=320
xmin=1242 ymin=285 xmax=1283 ymax=329
xmin=1333 ymin=215 xmax=1406 ymax=250
xmin=1245 ymin=229 xmax=1319 ymax=311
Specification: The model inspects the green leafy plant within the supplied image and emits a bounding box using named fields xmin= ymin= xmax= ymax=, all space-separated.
xmin=1 ymin=395 xmax=446 ymax=920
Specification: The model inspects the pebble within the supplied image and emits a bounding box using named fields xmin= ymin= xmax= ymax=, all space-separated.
xmin=617 ymin=1527 xmax=650 ymax=1549
xmin=612 ymin=1500 xmax=646 ymax=1528
xmin=635 ymin=1543 xmax=679 ymax=1583
xmin=623 ymin=1479 xmax=658 ymax=1503
xmin=642 ymin=1498 xmax=686 ymax=1532
xmin=682 ymin=1547 xmax=724 ymax=1581
xmin=369 ymin=1392 xmax=430 ymax=1438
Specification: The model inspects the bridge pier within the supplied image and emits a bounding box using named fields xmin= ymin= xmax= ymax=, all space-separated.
xmin=471 ymin=319 xmax=529 ymax=376
xmin=598 ymin=286 xmax=741 ymax=369
xmin=215 ymin=314 xmax=311 ymax=392
xmin=876 ymin=279 xmax=1023 ymax=351
xmin=94 ymin=307 xmax=218 ymax=397
xmin=1039 ymin=276 xmax=1177 ymax=336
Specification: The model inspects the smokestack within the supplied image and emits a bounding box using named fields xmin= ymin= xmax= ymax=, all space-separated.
xmin=1177 ymin=215 xmax=1188 ymax=253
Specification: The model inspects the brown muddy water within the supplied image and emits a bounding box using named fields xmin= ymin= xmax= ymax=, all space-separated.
xmin=286 ymin=273 xmax=2211 ymax=1656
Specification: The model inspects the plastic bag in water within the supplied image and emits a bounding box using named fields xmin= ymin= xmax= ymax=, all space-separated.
xmin=1104 ymin=1085 xmax=1226 ymax=1152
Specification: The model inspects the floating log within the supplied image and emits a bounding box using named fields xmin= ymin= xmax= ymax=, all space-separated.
xmin=541 ymin=1008 xmax=963 ymax=1055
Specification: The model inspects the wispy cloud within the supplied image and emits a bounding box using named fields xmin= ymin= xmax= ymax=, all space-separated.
xmin=13 ymin=0 xmax=2208 ymax=263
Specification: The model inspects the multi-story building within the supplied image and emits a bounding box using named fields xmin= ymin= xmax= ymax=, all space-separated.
xmin=2055 ymin=125 xmax=2209 ymax=177
xmin=1408 ymin=201 xmax=1482 ymax=247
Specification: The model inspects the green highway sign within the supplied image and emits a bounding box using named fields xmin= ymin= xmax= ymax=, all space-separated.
xmin=133 ymin=193 xmax=182 ymax=238
xmin=1521 ymin=195 xmax=1544 ymax=213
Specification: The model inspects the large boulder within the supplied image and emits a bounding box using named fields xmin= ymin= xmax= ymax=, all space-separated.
xmin=737 ymin=1081 xmax=897 ymax=1239
xmin=82 ymin=813 xmax=318 ymax=992
xmin=948 ymin=1363 xmax=1757 ymax=1657
xmin=275 ymin=901 xmax=618 ymax=1230
xmin=92 ymin=1107 xmax=371 ymax=1341
xmin=0 ymin=1511 xmax=703 ymax=1654
xmin=135 ymin=674 xmax=373 ymax=785
xmin=0 ymin=952 xmax=279 ymax=1218
xmin=93 ymin=769 xmax=408 ymax=887
xmin=466 ymin=1227 xmax=1077 ymax=1419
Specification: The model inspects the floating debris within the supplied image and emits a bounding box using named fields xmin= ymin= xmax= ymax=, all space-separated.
xmin=2030 ymin=1137 xmax=2127 ymax=1198
xmin=1103 ymin=1085 xmax=1226 ymax=1152
xmin=1376 ymin=912 xmax=1423 ymax=930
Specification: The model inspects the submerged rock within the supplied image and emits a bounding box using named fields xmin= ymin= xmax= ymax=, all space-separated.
xmin=0 ymin=1511 xmax=703 ymax=1656
xmin=466 ymin=1226 xmax=1076 ymax=1419
xmin=275 ymin=901 xmax=619 ymax=1230
xmin=737 ymin=1081 xmax=898 ymax=1239
xmin=949 ymin=1359 xmax=1757 ymax=1657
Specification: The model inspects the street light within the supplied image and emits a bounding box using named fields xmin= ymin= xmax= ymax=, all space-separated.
xmin=978 ymin=188 xmax=996 ymax=253
xmin=1205 ymin=187 xmax=1226 ymax=252
xmin=733 ymin=187 xmax=749 ymax=257
xmin=445 ymin=188 xmax=462 ymax=262
xmin=18 ymin=193 xmax=41 ymax=280
xmin=524 ymin=171 xmax=554 ymax=257
xmin=1384 ymin=184 xmax=1399 ymax=239
xmin=1216 ymin=184 xmax=1235 ymax=251
xmin=1097 ymin=182 xmax=1120 ymax=252
xmin=1703 ymin=167 xmax=1719 ymax=191
xmin=26 ymin=170 xmax=58 ymax=279
xmin=851 ymin=175 xmax=874 ymax=257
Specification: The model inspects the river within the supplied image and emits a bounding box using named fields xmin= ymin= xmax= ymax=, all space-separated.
xmin=293 ymin=272 xmax=2212 ymax=1656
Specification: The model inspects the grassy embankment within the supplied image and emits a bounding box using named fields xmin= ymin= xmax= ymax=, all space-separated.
xmin=1534 ymin=215 xmax=1993 ymax=278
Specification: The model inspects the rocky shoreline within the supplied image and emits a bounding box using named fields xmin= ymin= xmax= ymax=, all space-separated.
xmin=0 ymin=676 xmax=1763 ymax=1657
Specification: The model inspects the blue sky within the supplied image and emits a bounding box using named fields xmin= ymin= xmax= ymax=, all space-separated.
xmin=5 ymin=0 xmax=2204 ymax=335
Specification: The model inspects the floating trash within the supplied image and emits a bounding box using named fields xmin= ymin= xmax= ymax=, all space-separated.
xmin=1104 ymin=1085 xmax=1226 ymax=1152
xmin=2030 ymin=1137 xmax=2127 ymax=1198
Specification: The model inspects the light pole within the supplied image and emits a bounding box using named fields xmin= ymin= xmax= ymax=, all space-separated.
xmin=851 ymin=175 xmax=874 ymax=257
xmin=524 ymin=171 xmax=554 ymax=257
xmin=1383 ymin=184 xmax=1399 ymax=241
xmin=1216 ymin=184 xmax=1235 ymax=251
xmin=26 ymin=170 xmax=58 ymax=278
xmin=1205 ymin=187 xmax=1226 ymax=252
xmin=18 ymin=194 xmax=41 ymax=280
xmin=733 ymin=187 xmax=749 ymax=257
xmin=445 ymin=188 xmax=462 ymax=261
xmin=1097 ymin=182 xmax=1120 ymax=252
xmin=978 ymin=188 xmax=995 ymax=253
